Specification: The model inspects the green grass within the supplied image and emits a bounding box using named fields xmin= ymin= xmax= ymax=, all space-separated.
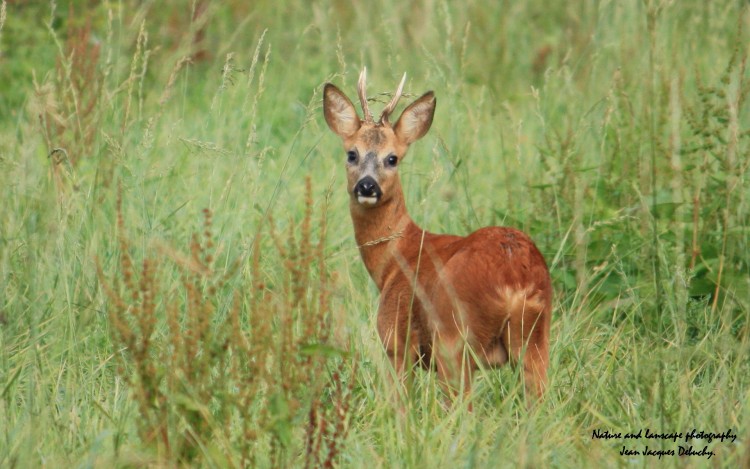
xmin=1 ymin=0 xmax=749 ymax=467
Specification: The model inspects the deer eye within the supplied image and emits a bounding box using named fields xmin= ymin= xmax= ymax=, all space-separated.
xmin=347 ymin=151 xmax=357 ymax=163
xmin=386 ymin=155 xmax=398 ymax=167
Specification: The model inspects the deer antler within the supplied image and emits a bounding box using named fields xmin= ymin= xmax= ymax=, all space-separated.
xmin=380 ymin=72 xmax=406 ymax=124
xmin=357 ymin=67 xmax=373 ymax=123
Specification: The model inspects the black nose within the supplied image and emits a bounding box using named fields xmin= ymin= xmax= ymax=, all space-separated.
xmin=354 ymin=176 xmax=381 ymax=197
xmin=358 ymin=179 xmax=375 ymax=196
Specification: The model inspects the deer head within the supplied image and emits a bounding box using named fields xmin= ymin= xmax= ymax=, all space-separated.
xmin=323 ymin=68 xmax=437 ymax=208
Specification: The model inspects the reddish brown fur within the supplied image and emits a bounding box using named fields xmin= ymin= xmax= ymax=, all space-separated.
xmin=323 ymin=75 xmax=552 ymax=401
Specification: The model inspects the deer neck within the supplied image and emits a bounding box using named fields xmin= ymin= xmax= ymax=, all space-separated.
xmin=349 ymin=183 xmax=417 ymax=290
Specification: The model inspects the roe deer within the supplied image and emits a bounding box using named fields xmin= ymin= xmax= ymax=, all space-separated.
xmin=323 ymin=69 xmax=552 ymax=401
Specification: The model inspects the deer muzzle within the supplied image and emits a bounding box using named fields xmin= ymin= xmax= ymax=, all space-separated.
xmin=354 ymin=176 xmax=382 ymax=206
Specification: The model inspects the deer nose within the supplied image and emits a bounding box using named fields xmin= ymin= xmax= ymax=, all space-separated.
xmin=354 ymin=176 xmax=382 ymax=198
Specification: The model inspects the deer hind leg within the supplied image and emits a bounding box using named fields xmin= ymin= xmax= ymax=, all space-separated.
xmin=499 ymin=290 xmax=550 ymax=400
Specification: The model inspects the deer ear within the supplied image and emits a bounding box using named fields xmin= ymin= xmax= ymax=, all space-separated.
xmin=394 ymin=91 xmax=436 ymax=145
xmin=323 ymin=83 xmax=361 ymax=138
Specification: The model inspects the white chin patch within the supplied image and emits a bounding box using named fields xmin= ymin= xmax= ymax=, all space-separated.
xmin=357 ymin=196 xmax=378 ymax=205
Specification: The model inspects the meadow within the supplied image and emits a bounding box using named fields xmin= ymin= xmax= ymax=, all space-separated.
xmin=0 ymin=0 xmax=748 ymax=467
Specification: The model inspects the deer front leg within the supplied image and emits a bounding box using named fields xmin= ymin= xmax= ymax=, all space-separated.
xmin=432 ymin=330 xmax=475 ymax=411
xmin=377 ymin=298 xmax=419 ymax=394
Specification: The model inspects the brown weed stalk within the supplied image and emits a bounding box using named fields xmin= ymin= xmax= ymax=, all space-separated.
xmin=97 ymin=180 xmax=353 ymax=466
xmin=39 ymin=6 xmax=103 ymax=169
